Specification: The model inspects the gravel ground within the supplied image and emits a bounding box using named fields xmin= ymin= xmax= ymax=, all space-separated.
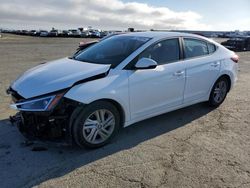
xmin=0 ymin=34 xmax=249 ymax=188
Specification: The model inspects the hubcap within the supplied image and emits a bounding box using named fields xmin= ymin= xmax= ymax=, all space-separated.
xmin=213 ymin=80 xmax=227 ymax=103
xmin=83 ymin=109 xmax=115 ymax=144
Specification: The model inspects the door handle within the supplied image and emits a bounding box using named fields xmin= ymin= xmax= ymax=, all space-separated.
xmin=211 ymin=62 xmax=220 ymax=67
xmin=173 ymin=70 xmax=184 ymax=76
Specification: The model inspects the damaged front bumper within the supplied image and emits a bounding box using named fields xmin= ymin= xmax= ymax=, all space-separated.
xmin=8 ymin=88 xmax=80 ymax=144
xmin=9 ymin=111 xmax=68 ymax=141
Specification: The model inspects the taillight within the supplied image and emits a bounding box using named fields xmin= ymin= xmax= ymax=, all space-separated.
xmin=231 ymin=54 xmax=239 ymax=63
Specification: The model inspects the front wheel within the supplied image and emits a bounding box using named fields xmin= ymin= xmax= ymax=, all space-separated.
xmin=208 ymin=77 xmax=229 ymax=107
xmin=72 ymin=101 xmax=120 ymax=148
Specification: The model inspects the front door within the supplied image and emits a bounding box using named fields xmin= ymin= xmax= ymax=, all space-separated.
xmin=128 ymin=38 xmax=186 ymax=120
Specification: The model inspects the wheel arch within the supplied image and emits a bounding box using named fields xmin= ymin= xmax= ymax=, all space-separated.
xmin=67 ymin=98 xmax=126 ymax=146
xmin=216 ymin=74 xmax=232 ymax=92
xmin=207 ymin=73 xmax=232 ymax=103
xmin=92 ymin=98 xmax=126 ymax=128
xmin=69 ymin=98 xmax=126 ymax=130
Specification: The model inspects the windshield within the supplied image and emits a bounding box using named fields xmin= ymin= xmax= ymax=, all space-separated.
xmin=74 ymin=35 xmax=151 ymax=68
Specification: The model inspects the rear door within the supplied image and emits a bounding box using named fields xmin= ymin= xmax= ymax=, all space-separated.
xmin=182 ymin=38 xmax=220 ymax=103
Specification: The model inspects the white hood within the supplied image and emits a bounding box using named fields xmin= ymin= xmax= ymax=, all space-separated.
xmin=11 ymin=58 xmax=110 ymax=98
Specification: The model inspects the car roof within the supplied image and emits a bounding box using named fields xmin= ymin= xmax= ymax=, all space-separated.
xmin=122 ymin=31 xmax=204 ymax=39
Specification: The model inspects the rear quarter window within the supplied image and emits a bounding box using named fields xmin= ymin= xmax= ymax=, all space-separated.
xmin=207 ymin=42 xmax=217 ymax=54
xmin=183 ymin=38 xmax=209 ymax=59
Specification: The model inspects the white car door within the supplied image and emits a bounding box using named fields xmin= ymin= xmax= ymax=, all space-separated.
xmin=127 ymin=38 xmax=186 ymax=120
xmin=182 ymin=38 xmax=220 ymax=103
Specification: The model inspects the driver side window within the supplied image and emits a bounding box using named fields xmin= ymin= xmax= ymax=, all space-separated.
xmin=138 ymin=38 xmax=180 ymax=65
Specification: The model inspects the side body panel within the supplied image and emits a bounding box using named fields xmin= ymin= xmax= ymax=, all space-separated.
xmin=183 ymin=55 xmax=221 ymax=103
xmin=127 ymin=61 xmax=186 ymax=120
xmin=219 ymin=58 xmax=238 ymax=89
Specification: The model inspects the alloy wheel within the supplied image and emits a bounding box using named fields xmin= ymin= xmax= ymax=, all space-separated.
xmin=213 ymin=80 xmax=227 ymax=103
xmin=82 ymin=109 xmax=115 ymax=144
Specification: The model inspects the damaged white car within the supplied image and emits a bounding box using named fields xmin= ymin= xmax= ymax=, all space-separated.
xmin=7 ymin=32 xmax=238 ymax=148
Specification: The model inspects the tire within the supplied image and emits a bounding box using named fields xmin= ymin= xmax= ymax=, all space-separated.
xmin=72 ymin=101 xmax=121 ymax=148
xmin=208 ymin=77 xmax=229 ymax=107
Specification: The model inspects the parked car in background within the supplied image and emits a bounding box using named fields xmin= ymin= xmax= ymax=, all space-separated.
xmin=87 ymin=30 xmax=101 ymax=38
xmin=100 ymin=31 xmax=108 ymax=38
xmin=48 ymin=29 xmax=59 ymax=37
xmin=58 ymin=30 xmax=69 ymax=37
xmin=28 ymin=30 xmax=39 ymax=36
xmin=14 ymin=30 xmax=21 ymax=35
xmin=8 ymin=32 xmax=238 ymax=148
xmin=20 ymin=30 xmax=29 ymax=35
xmin=68 ymin=29 xmax=81 ymax=37
xmin=80 ymin=31 xmax=89 ymax=38
xmin=40 ymin=30 xmax=49 ymax=37
xmin=221 ymin=37 xmax=250 ymax=51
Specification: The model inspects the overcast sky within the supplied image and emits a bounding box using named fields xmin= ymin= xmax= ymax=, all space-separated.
xmin=0 ymin=0 xmax=249 ymax=31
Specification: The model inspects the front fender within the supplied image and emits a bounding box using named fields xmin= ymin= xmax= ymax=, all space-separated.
xmin=64 ymin=70 xmax=130 ymax=122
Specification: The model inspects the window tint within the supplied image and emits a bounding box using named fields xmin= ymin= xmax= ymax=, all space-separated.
xmin=138 ymin=38 xmax=180 ymax=65
xmin=184 ymin=38 xmax=209 ymax=58
xmin=207 ymin=42 xmax=216 ymax=54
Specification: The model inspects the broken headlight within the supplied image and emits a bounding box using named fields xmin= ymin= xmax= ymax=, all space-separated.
xmin=10 ymin=93 xmax=64 ymax=111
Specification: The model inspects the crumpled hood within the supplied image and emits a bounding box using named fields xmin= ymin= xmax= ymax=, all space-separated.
xmin=11 ymin=57 xmax=110 ymax=98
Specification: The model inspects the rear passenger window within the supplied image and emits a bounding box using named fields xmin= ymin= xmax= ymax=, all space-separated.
xmin=138 ymin=38 xmax=180 ymax=65
xmin=184 ymin=38 xmax=209 ymax=59
xmin=207 ymin=42 xmax=216 ymax=54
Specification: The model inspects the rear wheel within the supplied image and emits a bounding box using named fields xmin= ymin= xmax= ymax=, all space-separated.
xmin=208 ymin=77 xmax=229 ymax=107
xmin=72 ymin=101 xmax=120 ymax=148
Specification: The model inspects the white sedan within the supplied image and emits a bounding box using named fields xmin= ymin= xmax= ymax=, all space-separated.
xmin=8 ymin=32 xmax=238 ymax=148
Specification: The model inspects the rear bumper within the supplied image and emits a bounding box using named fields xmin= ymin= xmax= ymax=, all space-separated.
xmin=231 ymin=62 xmax=239 ymax=89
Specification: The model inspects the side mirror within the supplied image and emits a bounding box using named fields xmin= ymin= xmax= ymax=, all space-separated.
xmin=134 ymin=58 xmax=157 ymax=70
